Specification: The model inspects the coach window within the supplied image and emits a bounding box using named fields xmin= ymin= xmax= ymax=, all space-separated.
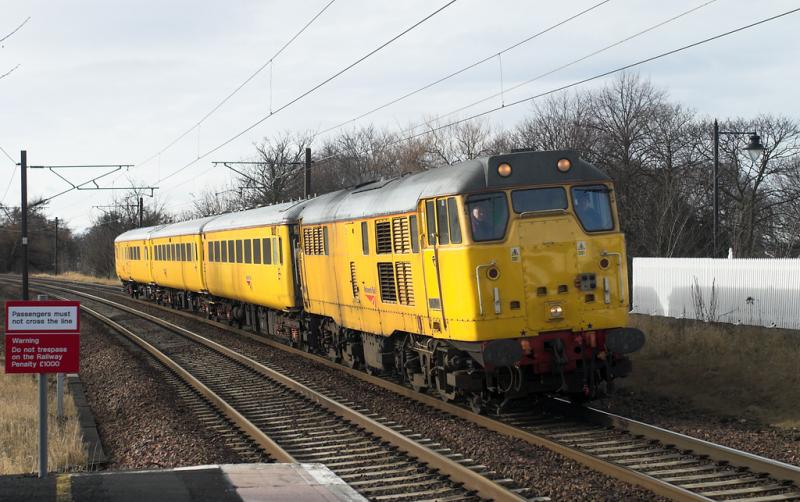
xmin=466 ymin=192 xmax=509 ymax=242
xmin=219 ymin=241 xmax=226 ymax=262
xmin=279 ymin=237 xmax=283 ymax=264
xmin=409 ymin=215 xmax=419 ymax=253
xmin=263 ymin=238 xmax=272 ymax=265
xmin=361 ymin=222 xmax=369 ymax=255
xmin=244 ymin=239 xmax=252 ymax=263
xmin=207 ymin=242 xmax=213 ymax=262
xmin=322 ymin=227 xmax=329 ymax=255
xmin=253 ymin=239 xmax=261 ymax=264
xmin=235 ymin=240 xmax=243 ymax=263
xmin=145 ymin=247 xmax=148 ymax=260
xmin=227 ymin=241 xmax=235 ymax=263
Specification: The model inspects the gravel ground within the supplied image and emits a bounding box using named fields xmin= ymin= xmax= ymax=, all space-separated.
xmin=0 ymin=283 xmax=243 ymax=471
xmin=121 ymin=297 xmax=664 ymax=501
xmin=78 ymin=317 xmax=243 ymax=469
xmin=595 ymin=387 xmax=800 ymax=467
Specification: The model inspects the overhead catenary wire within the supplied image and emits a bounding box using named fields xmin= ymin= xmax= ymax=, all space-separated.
xmin=381 ymin=6 xmax=800 ymax=155
xmin=316 ymin=0 xmax=612 ymax=137
xmin=0 ymin=145 xmax=18 ymax=203
xmin=155 ymin=0 xmax=720 ymax=206
xmin=308 ymin=5 xmax=797 ymax=170
xmin=399 ymin=0 xmax=719 ymax=139
xmin=136 ymin=0 xmax=338 ymax=169
xmin=156 ymin=0 xmax=461 ymax=187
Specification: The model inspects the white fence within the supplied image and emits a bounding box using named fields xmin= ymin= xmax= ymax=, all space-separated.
xmin=631 ymin=258 xmax=800 ymax=330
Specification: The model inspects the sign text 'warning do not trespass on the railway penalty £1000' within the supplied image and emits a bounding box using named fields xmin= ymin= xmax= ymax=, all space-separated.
xmin=4 ymin=301 xmax=80 ymax=374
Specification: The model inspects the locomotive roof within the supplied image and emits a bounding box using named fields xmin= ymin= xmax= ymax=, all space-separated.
xmin=300 ymin=150 xmax=609 ymax=224
xmin=114 ymin=150 xmax=609 ymax=239
xmin=202 ymin=200 xmax=310 ymax=233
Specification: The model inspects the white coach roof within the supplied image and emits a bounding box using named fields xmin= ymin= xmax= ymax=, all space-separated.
xmin=203 ymin=200 xmax=309 ymax=233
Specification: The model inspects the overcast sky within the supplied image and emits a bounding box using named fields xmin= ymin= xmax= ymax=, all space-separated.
xmin=2 ymin=0 xmax=798 ymax=232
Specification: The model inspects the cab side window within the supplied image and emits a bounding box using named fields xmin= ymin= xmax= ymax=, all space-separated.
xmin=466 ymin=192 xmax=509 ymax=242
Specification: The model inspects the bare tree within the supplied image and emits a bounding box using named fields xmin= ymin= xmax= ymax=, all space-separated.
xmin=235 ymin=131 xmax=315 ymax=206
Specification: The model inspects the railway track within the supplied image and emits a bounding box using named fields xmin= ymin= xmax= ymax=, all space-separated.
xmin=10 ymin=278 xmax=542 ymax=502
xmin=16 ymin=276 xmax=800 ymax=501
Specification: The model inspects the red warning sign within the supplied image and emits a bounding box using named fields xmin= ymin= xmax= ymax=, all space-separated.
xmin=4 ymin=301 xmax=80 ymax=374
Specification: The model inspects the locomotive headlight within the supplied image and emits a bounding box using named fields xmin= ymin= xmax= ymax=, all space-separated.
xmin=497 ymin=162 xmax=512 ymax=177
xmin=557 ymin=158 xmax=572 ymax=172
xmin=548 ymin=304 xmax=564 ymax=319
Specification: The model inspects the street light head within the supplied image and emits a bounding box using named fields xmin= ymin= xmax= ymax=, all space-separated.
xmin=744 ymin=133 xmax=765 ymax=162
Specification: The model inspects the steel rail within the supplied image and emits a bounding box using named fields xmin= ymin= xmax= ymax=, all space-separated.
xmin=20 ymin=279 xmax=528 ymax=502
xmin=33 ymin=287 xmax=295 ymax=464
xmin=22 ymin=276 xmax=800 ymax=501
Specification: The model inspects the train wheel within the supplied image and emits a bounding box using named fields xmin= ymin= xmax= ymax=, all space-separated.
xmin=468 ymin=394 xmax=485 ymax=415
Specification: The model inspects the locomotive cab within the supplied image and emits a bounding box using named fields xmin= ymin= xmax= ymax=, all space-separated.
xmin=413 ymin=150 xmax=645 ymax=407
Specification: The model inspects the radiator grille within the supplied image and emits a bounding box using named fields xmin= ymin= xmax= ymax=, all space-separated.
xmin=392 ymin=217 xmax=410 ymax=254
xmin=395 ymin=261 xmax=414 ymax=306
xmin=377 ymin=262 xmax=397 ymax=303
xmin=376 ymin=221 xmax=392 ymax=254
xmin=303 ymin=226 xmax=326 ymax=255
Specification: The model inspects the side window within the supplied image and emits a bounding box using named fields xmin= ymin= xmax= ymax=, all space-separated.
xmin=279 ymin=237 xmax=283 ymax=264
xmin=436 ymin=199 xmax=450 ymax=245
xmin=227 ymin=241 xmax=235 ymax=263
xmin=409 ymin=215 xmax=419 ymax=253
xmin=171 ymin=244 xmax=176 ymax=261
xmin=214 ymin=241 xmax=221 ymax=263
xmin=179 ymin=243 xmax=186 ymax=262
xmin=323 ymin=227 xmax=329 ymax=255
xmin=244 ymin=239 xmax=252 ymax=263
xmin=466 ymin=192 xmax=509 ymax=242
xmin=253 ymin=239 xmax=261 ymax=264
xmin=448 ymin=198 xmax=462 ymax=244
xmin=220 ymin=240 xmax=228 ymax=262
xmin=425 ymin=200 xmax=436 ymax=246
xmin=208 ymin=242 xmax=214 ymax=262
xmin=361 ymin=222 xmax=369 ymax=255
xmin=263 ymin=238 xmax=272 ymax=265
xmin=235 ymin=240 xmax=243 ymax=263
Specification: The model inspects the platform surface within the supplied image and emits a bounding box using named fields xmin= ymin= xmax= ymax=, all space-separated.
xmin=0 ymin=463 xmax=367 ymax=502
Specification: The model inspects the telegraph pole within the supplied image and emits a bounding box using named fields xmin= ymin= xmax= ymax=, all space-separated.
xmin=304 ymin=147 xmax=311 ymax=198
xmin=20 ymin=150 xmax=29 ymax=301
xmin=138 ymin=197 xmax=143 ymax=227
xmin=54 ymin=217 xmax=59 ymax=276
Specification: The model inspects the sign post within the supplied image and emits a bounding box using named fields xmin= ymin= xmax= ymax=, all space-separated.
xmin=4 ymin=300 xmax=80 ymax=478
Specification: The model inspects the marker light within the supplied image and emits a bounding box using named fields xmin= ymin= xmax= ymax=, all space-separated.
xmin=557 ymin=158 xmax=572 ymax=172
xmin=497 ymin=162 xmax=512 ymax=177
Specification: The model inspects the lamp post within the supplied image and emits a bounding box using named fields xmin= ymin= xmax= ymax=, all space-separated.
xmin=712 ymin=120 xmax=765 ymax=257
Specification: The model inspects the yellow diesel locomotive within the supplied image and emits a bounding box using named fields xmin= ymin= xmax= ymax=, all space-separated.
xmin=115 ymin=149 xmax=644 ymax=410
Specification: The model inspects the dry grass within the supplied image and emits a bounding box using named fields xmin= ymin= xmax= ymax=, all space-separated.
xmin=621 ymin=314 xmax=800 ymax=428
xmin=33 ymin=272 xmax=120 ymax=287
xmin=0 ymin=365 xmax=88 ymax=474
